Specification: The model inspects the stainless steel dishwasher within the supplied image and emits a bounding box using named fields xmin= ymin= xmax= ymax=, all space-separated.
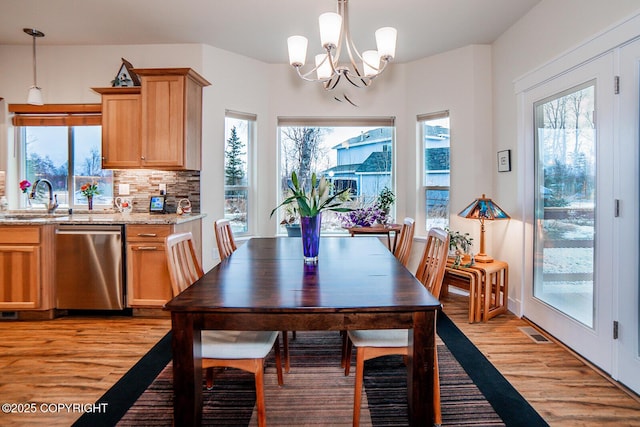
xmin=55 ymin=224 xmax=125 ymax=310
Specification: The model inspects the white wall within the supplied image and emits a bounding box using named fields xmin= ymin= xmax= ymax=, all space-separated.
xmin=0 ymin=38 xmax=494 ymax=278
xmin=492 ymin=0 xmax=640 ymax=310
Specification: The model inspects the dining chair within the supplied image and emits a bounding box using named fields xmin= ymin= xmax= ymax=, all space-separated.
xmin=214 ymin=219 xmax=292 ymax=372
xmin=340 ymin=217 xmax=415 ymax=368
xmin=393 ymin=217 xmax=416 ymax=267
xmin=214 ymin=219 xmax=237 ymax=261
xmin=165 ymin=231 xmax=284 ymax=427
xmin=343 ymin=227 xmax=449 ymax=427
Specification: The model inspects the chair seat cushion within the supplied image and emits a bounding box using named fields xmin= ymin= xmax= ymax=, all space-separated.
xmin=348 ymin=329 xmax=408 ymax=348
xmin=201 ymin=330 xmax=279 ymax=359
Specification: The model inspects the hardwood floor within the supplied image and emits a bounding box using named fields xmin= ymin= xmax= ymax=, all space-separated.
xmin=440 ymin=291 xmax=640 ymax=426
xmin=0 ymin=314 xmax=171 ymax=426
xmin=0 ymin=299 xmax=638 ymax=426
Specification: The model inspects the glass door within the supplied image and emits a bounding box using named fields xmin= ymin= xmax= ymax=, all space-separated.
xmin=525 ymin=53 xmax=614 ymax=371
xmin=533 ymin=82 xmax=596 ymax=328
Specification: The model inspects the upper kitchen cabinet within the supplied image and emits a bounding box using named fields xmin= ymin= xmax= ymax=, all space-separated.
xmin=132 ymin=68 xmax=211 ymax=170
xmin=92 ymin=87 xmax=142 ymax=169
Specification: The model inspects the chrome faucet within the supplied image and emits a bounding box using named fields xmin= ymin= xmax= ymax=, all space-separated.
xmin=30 ymin=178 xmax=58 ymax=214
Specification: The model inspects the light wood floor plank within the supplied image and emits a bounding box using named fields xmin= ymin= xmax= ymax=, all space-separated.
xmin=0 ymin=296 xmax=639 ymax=426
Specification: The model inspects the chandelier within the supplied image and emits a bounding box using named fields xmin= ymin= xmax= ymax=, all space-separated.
xmin=286 ymin=0 xmax=397 ymax=94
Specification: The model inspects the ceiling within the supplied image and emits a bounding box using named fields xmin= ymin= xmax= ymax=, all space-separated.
xmin=0 ymin=0 xmax=540 ymax=64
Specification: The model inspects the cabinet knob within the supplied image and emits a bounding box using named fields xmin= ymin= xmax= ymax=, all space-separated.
xmin=141 ymin=156 xmax=145 ymax=160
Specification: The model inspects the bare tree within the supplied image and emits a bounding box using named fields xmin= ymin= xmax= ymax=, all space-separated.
xmin=280 ymin=127 xmax=328 ymax=189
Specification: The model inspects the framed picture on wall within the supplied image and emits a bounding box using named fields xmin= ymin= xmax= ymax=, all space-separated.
xmin=497 ymin=149 xmax=511 ymax=172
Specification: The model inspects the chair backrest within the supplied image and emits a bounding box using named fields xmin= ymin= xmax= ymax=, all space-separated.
xmin=393 ymin=217 xmax=415 ymax=267
xmin=165 ymin=231 xmax=204 ymax=296
xmin=415 ymin=227 xmax=450 ymax=299
xmin=214 ymin=219 xmax=237 ymax=261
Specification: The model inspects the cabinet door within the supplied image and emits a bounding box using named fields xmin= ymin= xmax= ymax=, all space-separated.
xmin=140 ymin=75 xmax=185 ymax=169
xmin=0 ymin=245 xmax=40 ymax=309
xmin=101 ymin=93 xmax=141 ymax=168
xmin=127 ymin=243 xmax=173 ymax=307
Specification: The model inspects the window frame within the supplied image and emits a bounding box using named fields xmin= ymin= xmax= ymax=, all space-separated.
xmin=418 ymin=110 xmax=451 ymax=233
xmin=224 ymin=110 xmax=256 ymax=236
xmin=10 ymin=103 xmax=113 ymax=210
xmin=276 ymin=116 xmax=396 ymax=235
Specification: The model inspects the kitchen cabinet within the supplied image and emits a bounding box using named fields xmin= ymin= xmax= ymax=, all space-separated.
xmin=126 ymin=220 xmax=201 ymax=308
xmin=92 ymin=87 xmax=141 ymax=169
xmin=0 ymin=225 xmax=54 ymax=315
xmin=132 ymin=68 xmax=211 ymax=170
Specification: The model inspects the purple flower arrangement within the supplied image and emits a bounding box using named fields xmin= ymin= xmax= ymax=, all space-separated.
xmin=339 ymin=205 xmax=387 ymax=227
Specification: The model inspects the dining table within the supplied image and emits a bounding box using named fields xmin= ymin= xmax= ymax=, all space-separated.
xmin=164 ymin=236 xmax=441 ymax=426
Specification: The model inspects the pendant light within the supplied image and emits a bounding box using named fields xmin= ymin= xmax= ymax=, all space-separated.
xmin=24 ymin=28 xmax=45 ymax=106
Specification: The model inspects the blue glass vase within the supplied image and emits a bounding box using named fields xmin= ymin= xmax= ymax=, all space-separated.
xmin=300 ymin=213 xmax=322 ymax=263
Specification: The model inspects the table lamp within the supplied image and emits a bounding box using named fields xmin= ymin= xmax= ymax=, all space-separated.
xmin=458 ymin=194 xmax=510 ymax=263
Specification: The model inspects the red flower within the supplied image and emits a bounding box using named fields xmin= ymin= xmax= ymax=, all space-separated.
xmin=19 ymin=179 xmax=31 ymax=193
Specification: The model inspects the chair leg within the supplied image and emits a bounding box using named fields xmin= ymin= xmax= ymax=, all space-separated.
xmin=254 ymin=360 xmax=267 ymax=427
xmin=344 ymin=335 xmax=353 ymax=376
xmin=282 ymin=330 xmax=290 ymax=373
xmin=352 ymin=347 xmax=365 ymax=427
xmin=340 ymin=330 xmax=348 ymax=368
xmin=434 ymin=347 xmax=442 ymax=426
xmin=274 ymin=335 xmax=284 ymax=386
xmin=206 ymin=367 xmax=214 ymax=390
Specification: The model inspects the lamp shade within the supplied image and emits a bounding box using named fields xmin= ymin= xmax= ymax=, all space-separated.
xmin=375 ymin=27 xmax=397 ymax=60
xmin=362 ymin=50 xmax=380 ymax=77
xmin=27 ymin=86 xmax=43 ymax=105
xmin=458 ymin=194 xmax=509 ymax=263
xmin=318 ymin=12 xmax=342 ymax=49
xmin=458 ymin=194 xmax=510 ymax=221
xmin=287 ymin=35 xmax=308 ymax=66
xmin=315 ymin=54 xmax=333 ymax=79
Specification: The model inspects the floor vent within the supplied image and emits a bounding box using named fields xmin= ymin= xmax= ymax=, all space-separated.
xmin=0 ymin=312 xmax=18 ymax=320
xmin=519 ymin=326 xmax=552 ymax=344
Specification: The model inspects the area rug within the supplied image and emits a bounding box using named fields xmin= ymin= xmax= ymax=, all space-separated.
xmin=74 ymin=312 xmax=547 ymax=426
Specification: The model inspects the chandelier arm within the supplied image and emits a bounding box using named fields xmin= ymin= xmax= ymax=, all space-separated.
xmin=343 ymin=72 xmax=370 ymax=88
xmin=294 ymin=62 xmax=335 ymax=83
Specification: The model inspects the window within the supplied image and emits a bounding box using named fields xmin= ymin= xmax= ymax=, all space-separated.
xmin=18 ymin=126 xmax=113 ymax=209
xmin=277 ymin=117 xmax=395 ymax=233
xmin=419 ymin=111 xmax=450 ymax=230
xmin=224 ymin=111 xmax=255 ymax=235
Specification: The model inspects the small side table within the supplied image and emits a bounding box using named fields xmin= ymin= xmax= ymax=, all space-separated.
xmin=442 ymin=259 xmax=509 ymax=323
xmin=345 ymin=224 xmax=402 ymax=252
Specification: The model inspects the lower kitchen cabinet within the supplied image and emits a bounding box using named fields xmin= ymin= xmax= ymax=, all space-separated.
xmin=0 ymin=225 xmax=54 ymax=313
xmin=126 ymin=220 xmax=201 ymax=308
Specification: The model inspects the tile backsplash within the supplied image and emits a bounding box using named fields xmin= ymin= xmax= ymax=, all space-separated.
xmin=114 ymin=170 xmax=200 ymax=213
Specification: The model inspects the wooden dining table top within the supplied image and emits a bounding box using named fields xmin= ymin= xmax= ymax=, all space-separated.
xmin=164 ymin=236 xmax=441 ymax=315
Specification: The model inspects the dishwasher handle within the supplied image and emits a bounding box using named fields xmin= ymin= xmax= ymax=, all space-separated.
xmin=55 ymin=229 xmax=122 ymax=236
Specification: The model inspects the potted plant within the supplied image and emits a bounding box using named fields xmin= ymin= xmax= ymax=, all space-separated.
xmin=445 ymin=227 xmax=474 ymax=266
xmin=271 ymin=171 xmax=351 ymax=262
xmin=376 ymin=186 xmax=395 ymax=220
xmin=280 ymin=192 xmax=301 ymax=237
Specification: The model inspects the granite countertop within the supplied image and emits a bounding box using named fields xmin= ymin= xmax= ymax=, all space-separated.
xmin=0 ymin=210 xmax=206 ymax=225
